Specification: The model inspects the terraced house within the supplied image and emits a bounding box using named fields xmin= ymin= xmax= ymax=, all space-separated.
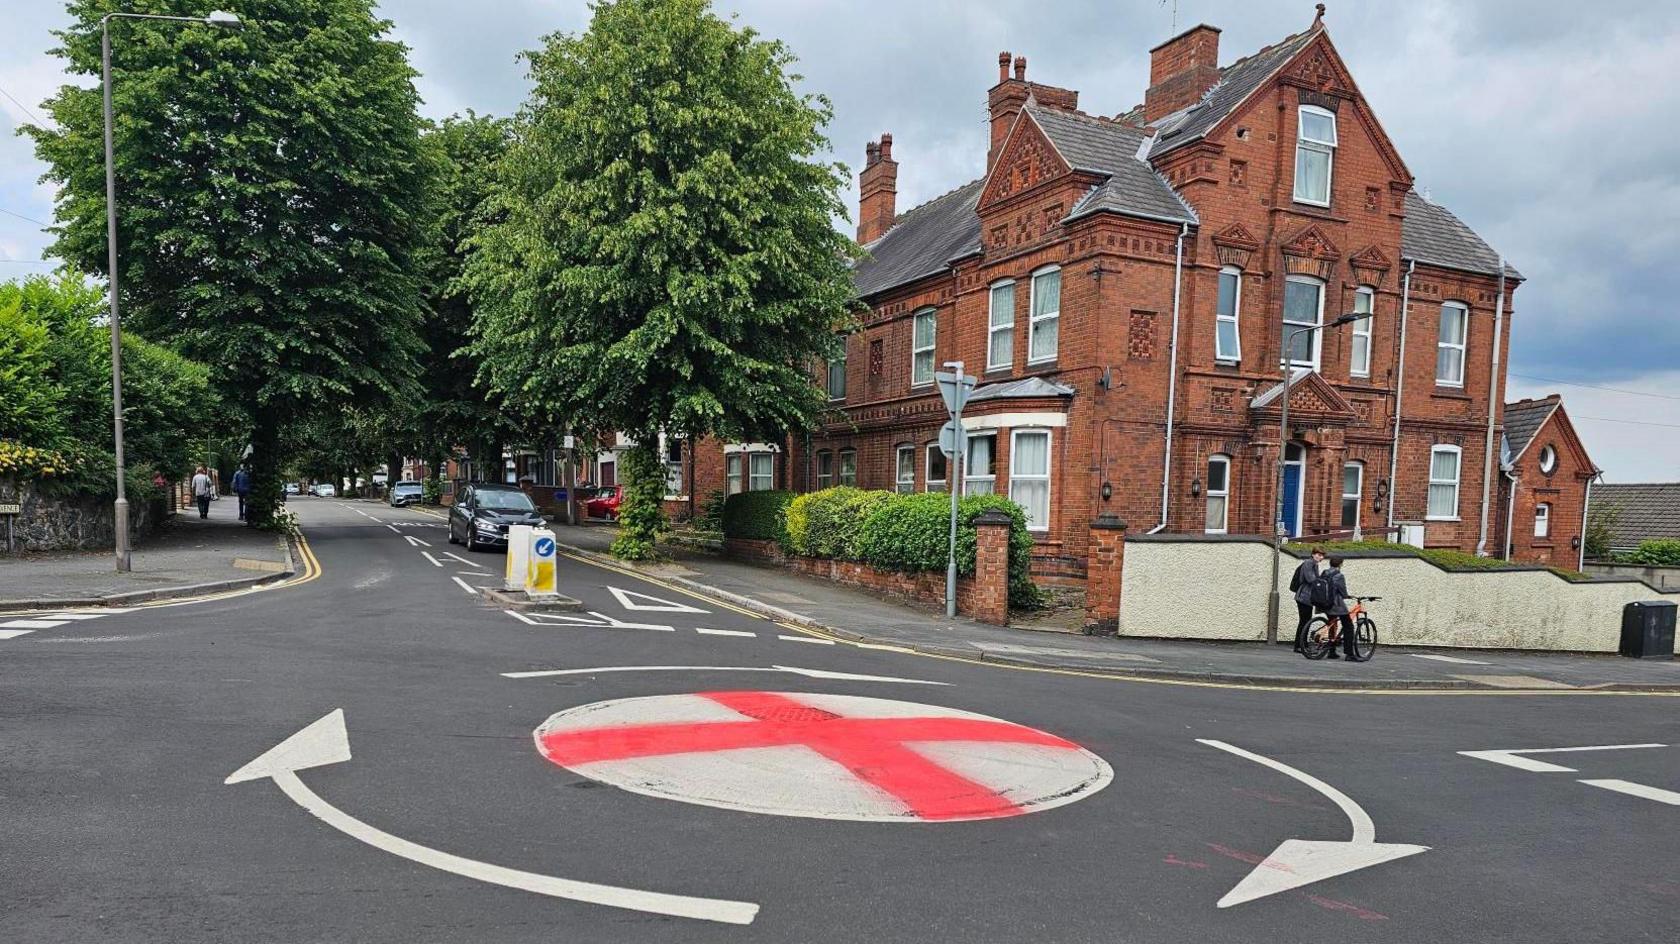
xmin=708 ymin=7 xmax=1584 ymax=582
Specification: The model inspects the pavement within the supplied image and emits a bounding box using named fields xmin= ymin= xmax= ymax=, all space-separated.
xmin=557 ymin=525 xmax=1680 ymax=693
xmin=0 ymin=495 xmax=294 ymax=610
xmin=3 ymin=498 xmax=1678 ymax=943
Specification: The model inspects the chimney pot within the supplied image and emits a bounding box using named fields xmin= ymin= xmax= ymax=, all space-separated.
xmin=998 ymin=51 xmax=1010 ymax=83
xmin=1013 ymin=55 xmax=1027 ymax=80
xmin=879 ymin=133 xmax=893 ymax=161
xmin=857 ymin=133 xmax=898 ymax=244
xmin=1144 ymin=24 xmax=1222 ymax=124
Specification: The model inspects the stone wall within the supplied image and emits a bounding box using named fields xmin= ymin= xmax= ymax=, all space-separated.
xmin=1119 ymin=535 xmax=1680 ymax=653
xmin=1585 ymin=562 xmax=1680 ymax=592
xmin=0 ymin=477 xmax=168 ymax=554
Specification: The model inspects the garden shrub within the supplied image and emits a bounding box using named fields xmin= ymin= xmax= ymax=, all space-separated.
xmin=852 ymin=490 xmax=1042 ymax=609
xmin=789 ymin=487 xmax=890 ymax=559
xmin=1624 ymin=539 xmax=1680 ymax=567
xmin=721 ymin=490 xmax=793 ymax=543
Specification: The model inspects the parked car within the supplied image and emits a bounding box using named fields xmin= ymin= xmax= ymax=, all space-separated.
xmin=283 ymin=482 xmax=300 ymax=495
xmin=315 ymin=483 xmax=337 ymax=498
xmin=448 ymin=483 xmax=545 ymax=551
xmin=584 ymin=485 xmax=623 ymax=520
xmin=388 ymin=480 xmax=424 ymax=507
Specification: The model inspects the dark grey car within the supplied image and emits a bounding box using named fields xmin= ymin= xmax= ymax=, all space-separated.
xmin=447 ymin=483 xmax=544 ymax=551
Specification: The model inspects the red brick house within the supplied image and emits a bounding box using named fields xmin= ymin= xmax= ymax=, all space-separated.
xmin=696 ymin=9 xmax=1588 ymax=584
xmin=1495 ymin=396 xmax=1599 ymax=567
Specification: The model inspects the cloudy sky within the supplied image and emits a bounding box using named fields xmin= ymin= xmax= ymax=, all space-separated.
xmin=4 ymin=0 xmax=1677 ymax=480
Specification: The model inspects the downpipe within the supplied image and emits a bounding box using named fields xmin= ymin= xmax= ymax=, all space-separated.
xmin=1475 ymin=260 xmax=1507 ymax=556
xmin=1386 ymin=260 xmax=1415 ymax=533
xmin=1151 ymin=221 xmax=1191 ymax=534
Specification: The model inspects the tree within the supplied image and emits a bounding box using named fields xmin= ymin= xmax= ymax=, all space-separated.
xmin=28 ymin=0 xmax=433 ymax=528
xmin=1584 ymin=500 xmax=1620 ymax=562
xmin=462 ymin=0 xmax=858 ymax=558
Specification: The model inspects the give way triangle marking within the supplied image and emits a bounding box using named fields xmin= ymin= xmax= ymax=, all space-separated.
xmin=608 ymin=586 xmax=708 ymax=614
xmin=1196 ymin=739 xmax=1428 ymax=908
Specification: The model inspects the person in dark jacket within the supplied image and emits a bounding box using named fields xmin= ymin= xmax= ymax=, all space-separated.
xmin=231 ymin=465 xmax=251 ymax=521
xmin=1290 ymin=547 xmax=1326 ymax=652
xmin=1323 ymin=556 xmax=1362 ymax=661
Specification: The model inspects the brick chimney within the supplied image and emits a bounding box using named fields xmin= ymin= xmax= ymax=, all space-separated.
xmin=1144 ymin=24 xmax=1221 ymax=124
xmin=987 ymin=53 xmax=1081 ymax=171
xmin=857 ymin=133 xmax=897 ymax=244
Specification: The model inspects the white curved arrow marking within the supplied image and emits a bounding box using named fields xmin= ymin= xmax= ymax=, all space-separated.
xmin=225 ymin=709 xmax=758 ymax=925
xmin=1197 ymin=739 xmax=1428 ymax=908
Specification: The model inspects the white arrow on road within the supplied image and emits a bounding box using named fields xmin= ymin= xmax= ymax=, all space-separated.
xmin=1458 ymin=743 xmax=1667 ymax=773
xmin=501 ymin=664 xmax=949 ymax=686
xmin=403 ymin=534 xmax=431 ymax=548
xmin=1196 ymin=739 xmax=1428 ymax=908
xmin=225 ymin=709 xmax=759 ymax=925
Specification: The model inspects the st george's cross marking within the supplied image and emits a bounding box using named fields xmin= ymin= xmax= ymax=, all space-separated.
xmin=533 ymin=691 xmax=1112 ymax=822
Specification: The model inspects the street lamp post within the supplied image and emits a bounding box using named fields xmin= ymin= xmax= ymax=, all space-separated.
xmin=1265 ymin=311 xmax=1371 ymax=643
xmin=100 ymin=10 xmax=242 ymax=572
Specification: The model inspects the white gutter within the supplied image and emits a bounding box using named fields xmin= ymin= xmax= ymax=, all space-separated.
xmin=1579 ymin=471 xmax=1600 ymax=569
xmin=1386 ymin=260 xmax=1415 ymax=534
xmin=1150 ymin=221 xmax=1191 ymax=534
xmin=1502 ymin=469 xmax=1518 ymax=561
xmin=1475 ymin=260 xmax=1508 ymax=556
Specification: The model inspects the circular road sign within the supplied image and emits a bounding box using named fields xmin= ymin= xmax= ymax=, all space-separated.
xmin=533 ymin=691 xmax=1112 ymax=823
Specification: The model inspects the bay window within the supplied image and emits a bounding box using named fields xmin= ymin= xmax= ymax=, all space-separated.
xmin=895 ymin=445 xmax=916 ymax=493
xmin=725 ymin=454 xmax=743 ymax=495
xmin=815 ymin=451 xmax=833 ymax=490
xmin=1009 ymin=429 xmax=1051 ymax=531
xmin=748 ymin=452 xmax=773 ymax=492
xmin=838 ymin=449 xmax=857 ymax=486
xmin=926 ymin=444 xmax=947 ymax=492
xmin=964 ymin=434 xmax=996 ymax=495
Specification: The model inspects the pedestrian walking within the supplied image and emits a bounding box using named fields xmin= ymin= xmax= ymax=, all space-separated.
xmin=1322 ymin=555 xmax=1362 ymax=661
xmin=191 ymin=466 xmax=214 ymax=520
xmin=1290 ymin=547 xmax=1326 ymax=652
xmin=231 ymin=465 xmax=251 ymax=522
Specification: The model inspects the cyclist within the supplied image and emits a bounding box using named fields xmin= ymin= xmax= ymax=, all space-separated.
xmin=1290 ymin=547 xmax=1326 ymax=653
xmin=1323 ymin=555 xmax=1363 ymax=662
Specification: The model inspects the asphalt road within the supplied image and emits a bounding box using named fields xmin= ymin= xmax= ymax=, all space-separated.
xmin=3 ymin=499 xmax=1677 ymax=943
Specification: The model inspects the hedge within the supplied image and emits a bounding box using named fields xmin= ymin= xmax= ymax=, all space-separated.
xmin=1283 ymin=539 xmax=1592 ymax=581
xmin=721 ymin=490 xmax=794 ymax=543
xmin=785 ymin=486 xmax=890 ymax=560
xmin=1622 ymin=539 xmax=1680 ymax=567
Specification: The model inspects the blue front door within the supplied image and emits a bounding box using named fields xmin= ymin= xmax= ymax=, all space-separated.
xmin=1281 ymin=462 xmax=1303 ymax=538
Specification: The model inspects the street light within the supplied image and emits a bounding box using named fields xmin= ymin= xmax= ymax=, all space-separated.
xmin=1265 ymin=310 xmax=1371 ymax=643
xmin=101 ymin=9 xmax=242 ymax=572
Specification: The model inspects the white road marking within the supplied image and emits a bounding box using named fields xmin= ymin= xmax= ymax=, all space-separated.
xmin=404 ymin=535 xmax=431 ymax=548
xmin=1 ymin=619 xmax=68 ymax=629
xmin=1579 ymin=778 xmax=1680 ymax=806
xmin=504 ymin=609 xmax=540 ymax=625
xmin=607 ymin=586 xmax=708 ymax=614
xmin=517 ymin=611 xmax=676 ymax=632
xmin=37 ymin=613 xmax=106 ymax=621
xmin=778 ymin=634 xmax=834 ymax=645
xmin=502 ymin=665 xmax=948 ymax=685
xmin=1197 ymin=739 xmax=1428 ymax=907
xmin=386 ymin=524 xmax=401 ymax=533
xmin=420 ymin=552 xmax=445 ymax=568
xmin=1458 ymin=743 xmax=1668 ymax=774
xmin=0 ymin=629 xmax=36 ymax=640
xmin=855 ymin=643 xmax=915 ymax=653
xmin=1410 ymin=653 xmax=1493 ymax=665
xmin=227 ymin=710 xmax=757 ymax=925
xmin=441 ymin=551 xmax=482 ymax=568
xmin=696 ymin=627 xmax=757 ymax=638
xmin=451 ymin=576 xmax=479 ymax=596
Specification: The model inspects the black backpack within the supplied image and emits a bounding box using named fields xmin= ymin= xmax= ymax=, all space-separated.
xmin=1309 ymin=572 xmax=1336 ymax=610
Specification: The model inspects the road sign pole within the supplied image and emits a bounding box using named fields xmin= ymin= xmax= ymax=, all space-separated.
xmin=945 ymin=363 xmax=965 ymax=618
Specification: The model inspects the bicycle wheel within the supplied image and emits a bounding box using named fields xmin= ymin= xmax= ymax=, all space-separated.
xmin=1301 ymin=616 xmax=1333 ymax=660
xmin=1355 ymin=616 xmax=1378 ymax=661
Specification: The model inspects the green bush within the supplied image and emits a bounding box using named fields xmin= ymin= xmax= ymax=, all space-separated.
xmin=611 ymin=442 xmax=669 ymax=561
xmin=696 ymin=488 xmax=727 ymax=533
xmin=721 ymin=490 xmax=794 ymax=543
xmin=851 ymin=491 xmax=1042 ymax=609
xmin=786 ymin=486 xmax=890 ymax=559
xmin=1625 ymin=539 xmax=1680 ymax=566
xmin=1286 ymin=539 xmax=1577 ymax=574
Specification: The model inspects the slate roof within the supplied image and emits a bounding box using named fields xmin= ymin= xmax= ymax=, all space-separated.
xmin=1593 ymin=483 xmax=1680 ymax=550
xmin=967 ymin=376 xmax=1076 ymax=403
xmin=1149 ymin=28 xmax=1318 ymax=158
xmin=1024 ymin=106 xmax=1196 ymax=225
xmin=1503 ymin=396 xmax=1560 ymax=462
xmin=1402 ymin=191 xmax=1521 ymax=279
xmin=851 ymin=178 xmax=983 ymax=298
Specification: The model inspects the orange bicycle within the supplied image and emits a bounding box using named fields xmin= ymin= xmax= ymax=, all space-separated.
xmin=1302 ymin=595 xmax=1379 ymax=661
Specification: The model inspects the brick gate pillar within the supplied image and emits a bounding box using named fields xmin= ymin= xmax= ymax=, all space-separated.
xmin=1084 ymin=514 xmax=1127 ymax=636
xmin=970 ymin=510 xmax=1014 ymax=625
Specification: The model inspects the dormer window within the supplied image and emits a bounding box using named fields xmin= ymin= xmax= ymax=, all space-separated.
xmin=1293 ymin=105 xmax=1336 ymax=206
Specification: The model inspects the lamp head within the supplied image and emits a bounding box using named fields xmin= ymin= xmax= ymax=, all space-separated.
xmin=205 ymin=10 xmax=243 ymax=29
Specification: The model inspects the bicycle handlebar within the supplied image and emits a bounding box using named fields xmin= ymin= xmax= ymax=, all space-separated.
xmin=1352 ymin=595 xmax=1382 ymax=602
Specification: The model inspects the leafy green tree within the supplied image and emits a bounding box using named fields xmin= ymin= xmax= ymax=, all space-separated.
xmin=1584 ymin=501 xmax=1620 ymax=561
xmin=27 ymin=0 xmax=433 ymax=528
xmin=462 ymin=0 xmax=858 ymax=556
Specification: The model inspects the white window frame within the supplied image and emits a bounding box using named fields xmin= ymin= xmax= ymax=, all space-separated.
xmin=1427 ymin=445 xmax=1462 ymax=521
xmin=1009 ymin=428 xmax=1052 ymax=532
xmin=895 ymin=444 xmax=916 ymax=493
xmin=1341 ymin=461 xmax=1364 ymax=531
xmin=911 ymin=308 xmax=937 ymax=386
xmin=1437 ymin=301 xmax=1468 ymax=387
xmin=925 ymin=443 xmax=948 ymax=492
xmin=1534 ymin=501 xmax=1552 ymax=538
xmin=725 ymin=454 xmax=744 ymax=495
xmin=748 ymin=452 xmax=774 ymax=492
xmin=838 ymin=449 xmax=857 ymax=487
xmin=1282 ymin=275 xmax=1325 ymax=370
xmin=1350 ymin=286 xmax=1374 ymax=378
xmin=1293 ymin=104 xmax=1336 ymax=207
xmin=1538 ymin=444 xmax=1557 ymax=475
xmin=815 ymin=451 xmax=833 ymax=490
xmin=1027 ymin=266 xmax=1061 ymax=364
xmin=826 ymin=353 xmax=846 ymax=400
xmin=964 ymin=433 xmax=997 ymax=496
xmin=1204 ymin=454 xmax=1230 ymax=535
xmin=987 ymin=280 xmax=1015 ymax=371
xmin=1215 ymin=266 xmax=1242 ymax=363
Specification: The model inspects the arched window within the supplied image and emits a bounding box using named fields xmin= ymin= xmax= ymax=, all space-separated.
xmin=925 ymin=443 xmax=948 ymax=492
xmin=838 ymin=449 xmax=857 ymax=487
xmin=1294 ymin=104 xmax=1336 ymax=206
xmin=815 ymin=451 xmax=833 ymax=490
xmin=1205 ymin=454 xmax=1231 ymax=534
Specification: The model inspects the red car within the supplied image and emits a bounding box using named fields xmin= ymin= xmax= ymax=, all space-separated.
xmin=584 ymin=485 xmax=623 ymax=520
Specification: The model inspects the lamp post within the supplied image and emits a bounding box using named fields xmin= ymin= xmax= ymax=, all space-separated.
xmin=101 ymin=9 xmax=242 ymax=572
xmin=1265 ymin=310 xmax=1371 ymax=643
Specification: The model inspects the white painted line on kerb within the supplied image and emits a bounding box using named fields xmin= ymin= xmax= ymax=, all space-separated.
xmin=420 ymin=552 xmax=445 ymax=568
xmin=1579 ymin=779 xmax=1680 ymax=806
xmin=39 ymin=613 xmax=106 ymax=621
xmin=1 ymin=619 xmax=67 ymax=630
xmin=442 ymin=551 xmax=482 ymax=568
xmin=386 ymin=524 xmax=401 ymax=533
xmin=1459 ymin=743 xmax=1668 ymax=773
xmin=856 ymin=642 xmax=915 ymax=653
xmin=451 ymin=576 xmax=479 ymax=596
xmin=404 ymin=534 xmax=431 ymax=548
xmin=1410 ymin=653 xmax=1493 ymax=666
xmin=777 ymin=634 xmax=834 ymax=645
xmin=696 ymin=627 xmax=757 ymax=638
xmin=0 ymin=629 xmax=36 ymax=640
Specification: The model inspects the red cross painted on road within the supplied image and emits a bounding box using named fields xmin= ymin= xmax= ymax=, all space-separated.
xmin=537 ymin=691 xmax=1089 ymax=821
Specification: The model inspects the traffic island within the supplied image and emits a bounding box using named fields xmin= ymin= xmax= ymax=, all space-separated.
xmin=479 ymin=586 xmax=584 ymax=612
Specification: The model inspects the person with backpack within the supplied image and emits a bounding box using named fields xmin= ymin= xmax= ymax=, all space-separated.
xmin=231 ymin=465 xmax=251 ymax=522
xmin=1290 ymin=547 xmax=1326 ymax=653
xmin=1321 ymin=555 xmax=1362 ymax=661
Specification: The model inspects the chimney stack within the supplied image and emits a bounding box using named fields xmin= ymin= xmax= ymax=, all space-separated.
xmin=857 ymin=133 xmax=898 ymax=244
xmin=1143 ymin=24 xmax=1221 ymax=124
xmin=987 ymin=51 xmax=1080 ymax=171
